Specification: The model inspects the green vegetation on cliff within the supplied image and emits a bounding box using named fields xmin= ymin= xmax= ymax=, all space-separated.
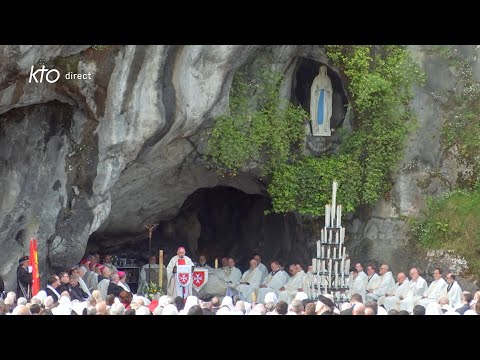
xmin=412 ymin=187 xmax=480 ymax=278
xmin=208 ymin=46 xmax=422 ymax=216
xmin=439 ymin=46 xmax=480 ymax=188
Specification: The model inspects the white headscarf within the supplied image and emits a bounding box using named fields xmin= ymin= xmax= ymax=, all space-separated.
xmin=216 ymin=306 xmax=231 ymax=315
xmin=425 ymin=302 xmax=443 ymax=315
xmin=180 ymin=296 xmax=198 ymax=314
xmin=295 ymin=292 xmax=308 ymax=301
xmin=264 ymin=292 xmax=278 ymax=304
xmin=162 ymin=304 xmax=178 ymax=315
xmin=221 ymin=296 xmax=235 ymax=310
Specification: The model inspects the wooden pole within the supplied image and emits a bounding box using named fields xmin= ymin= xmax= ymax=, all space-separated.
xmin=159 ymin=249 xmax=163 ymax=290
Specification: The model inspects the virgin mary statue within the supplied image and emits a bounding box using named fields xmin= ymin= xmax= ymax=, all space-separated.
xmin=310 ymin=65 xmax=332 ymax=136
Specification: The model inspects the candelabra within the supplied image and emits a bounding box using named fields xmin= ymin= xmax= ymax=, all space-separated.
xmin=309 ymin=180 xmax=350 ymax=304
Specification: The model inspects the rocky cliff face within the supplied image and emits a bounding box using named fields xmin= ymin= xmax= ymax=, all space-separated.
xmin=0 ymin=45 xmax=478 ymax=291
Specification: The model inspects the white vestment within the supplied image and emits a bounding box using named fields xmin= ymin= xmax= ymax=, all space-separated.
xmin=447 ymin=281 xmax=462 ymax=309
xmin=365 ymin=273 xmax=380 ymax=302
xmin=225 ymin=266 xmax=243 ymax=290
xmin=118 ymin=281 xmax=131 ymax=293
xmin=98 ymin=278 xmax=110 ymax=301
xmin=278 ymin=270 xmax=306 ymax=304
xmin=138 ymin=263 xmax=161 ymax=295
xmin=349 ymin=271 xmax=367 ymax=302
xmin=237 ymin=267 xmax=262 ymax=302
xmin=166 ymin=255 xmax=193 ymax=299
xmin=398 ymin=276 xmax=428 ymax=312
xmin=89 ymin=272 xmax=99 ymax=291
xmin=78 ymin=277 xmax=92 ymax=297
xmin=257 ymin=270 xmax=289 ymax=304
xmin=418 ymin=278 xmax=448 ymax=308
xmin=302 ymin=271 xmax=315 ymax=299
xmin=84 ymin=270 xmax=97 ymax=290
xmin=366 ymin=271 xmax=395 ymax=302
xmin=257 ymin=262 xmax=269 ymax=283
xmin=378 ymin=279 xmax=410 ymax=311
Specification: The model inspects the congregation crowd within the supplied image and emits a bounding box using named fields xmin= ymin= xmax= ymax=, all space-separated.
xmin=0 ymin=248 xmax=479 ymax=315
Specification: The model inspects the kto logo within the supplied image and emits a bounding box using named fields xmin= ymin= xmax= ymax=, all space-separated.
xmin=28 ymin=65 xmax=60 ymax=83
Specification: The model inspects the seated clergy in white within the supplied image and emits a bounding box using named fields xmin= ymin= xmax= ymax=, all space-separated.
xmin=377 ymin=272 xmax=409 ymax=311
xmin=257 ymin=260 xmax=289 ymax=304
xmin=446 ymin=273 xmax=462 ymax=310
xmin=196 ymin=255 xmax=213 ymax=269
xmin=366 ymin=264 xmax=395 ymax=302
xmin=237 ymin=259 xmax=263 ymax=302
xmin=253 ymin=254 xmax=269 ymax=283
xmin=225 ymin=257 xmax=243 ymax=294
xmin=354 ymin=263 xmax=368 ymax=301
xmin=397 ymin=267 xmax=428 ymax=313
xmin=365 ymin=264 xmax=380 ymax=301
xmin=302 ymin=265 xmax=314 ymax=299
xmin=347 ymin=268 xmax=367 ymax=303
xmin=278 ymin=264 xmax=306 ymax=304
xmin=138 ymin=255 xmax=161 ymax=295
xmin=418 ymin=267 xmax=447 ymax=308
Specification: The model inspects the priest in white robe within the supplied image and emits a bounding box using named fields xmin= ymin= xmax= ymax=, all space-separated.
xmin=366 ymin=264 xmax=395 ymax=302
xmin=418 ymin=267 xmax=448 ymax=308
xmin=446 ymin=272 xmax=462 ymax=309
xmin=196 ymin=255 xmax=213 ymax=269
xmin=378 ymin=272 xmax=409 ymax=311
xmin=365 ymin=264 xmax=380 ymax=300
xmin=166 ymin=247 xmax=194 ymax=300
xmin=78 ymin=265 xmax=92 ymax=297
xmin=225 ymin=257 xmax=243 ymax=297
xmin=278 ymin=264 xmax=306 ymax=304
xmin=302 ymin=265 xmax=314 ymax=299
xmin=398 ymin=267 xmax=428 ymax=313
xmin=138 ymin=255 xmax=162 ymax=295
xmin=237 ymin=259 xmax=263 ymax=302
xmin=257 ymin=260 xmax=289 ymax=304
xmin=354 ymin=263 xmax=368 ymax=299
xmin=254 ymin=254 xmax=269 ymax=283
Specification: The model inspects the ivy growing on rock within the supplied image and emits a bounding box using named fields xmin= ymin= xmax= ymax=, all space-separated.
xmin=208 ymin=46 xmax=423 ymax=216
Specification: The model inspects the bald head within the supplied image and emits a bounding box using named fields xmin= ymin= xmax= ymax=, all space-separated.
xmin=95 ymin=301 xmax=107 ymax=315
xmin=177 ymin=247 xmax=186 ymax=258
xmin=352 ymin=303 xmax=365 ymax=315
xmin=379 ymin=264 xmax=389 ymax=275
xmin=13 ymin=305 xmax=31 ymax=315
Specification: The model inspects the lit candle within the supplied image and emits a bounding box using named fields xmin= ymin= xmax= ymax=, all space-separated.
xmin=334 ymin=261 xmax=338 ymax=277
xmin=215 ymin=258 xmax=218 ymax=269
xmin=339 ymin=227 xmax=343 ymax=249
xmin=252 ymin=291 xmax=256 ymax=303
xmin=325 ymin=205 xmax=330 ymax=228
xmin=331 ymin=181 xmax=337 ymax=227
xmin=327 ymin=246 xmax=330 ymax=259
xmin=328 ymin=259 xmax=332 ymax=290
xmin=337 ymin=204 xmax=342 ymax=228
xmin=341 ymin=257 xmax=345 ymax=284
xmin=335 ymin=230 xmax=339 ymax=244
xmin=345 ymin=259 xmax=350 ymax=276
xmin=312 ymin=258 xmax=317 ymax=274
xmin=159 ymin=250 xmax=164 ymax=289
xmin=333 ymin=247 xmax=336 ymax=259
xmin=321 ymin=228 xmax=325 ymax=243
xmin=342 ymin=246 xmax=346 ymax=260
xmin=316 ymin=240 xmax=320 ymax=258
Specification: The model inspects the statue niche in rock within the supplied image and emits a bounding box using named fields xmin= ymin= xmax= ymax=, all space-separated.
xmin=310 ymin=65 xmax=332 ymax=136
